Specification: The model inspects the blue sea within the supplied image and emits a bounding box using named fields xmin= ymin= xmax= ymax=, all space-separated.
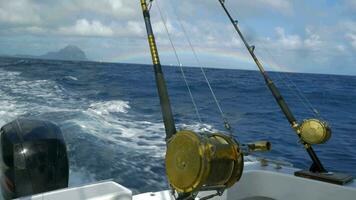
xmin=0 ymin=57 xmax=355 ymax=194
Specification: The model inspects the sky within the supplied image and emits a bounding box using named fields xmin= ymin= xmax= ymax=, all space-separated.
xmin=0 ymin=0 xmax=355 ymax=75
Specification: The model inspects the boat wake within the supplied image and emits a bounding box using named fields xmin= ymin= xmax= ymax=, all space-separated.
xmin=0 ymin=67 xmax=218 ymax=194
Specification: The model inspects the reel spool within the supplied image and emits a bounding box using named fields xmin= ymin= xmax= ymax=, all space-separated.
xmin=299 ymin=119 xmax=331 ymax=145
xmin=165 ymin=130 xmax=243 ymax=193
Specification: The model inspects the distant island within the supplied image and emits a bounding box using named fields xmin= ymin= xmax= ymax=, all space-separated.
xmin=40 ymin=45 xmax=88 ymax=61
xmin=13 ymin=45 xmax=88 ymax=61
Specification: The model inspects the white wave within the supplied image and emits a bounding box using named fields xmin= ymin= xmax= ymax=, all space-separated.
xmin=177 ymin=123 xmax=218 ymax=133
xmin=64 ymin=75 xmax=78 ymax=81
xmin=0 ymin=100 xmax=26 ymax=126
xmin=72 ymin=105 xmax=222 ymax=159
xmin=69 ymin=113 xmax=167 ymax=157
xmin=0 ymin=68 xmax=164 ymax=192
xmin=0 ymin=68 xmax=226 ymax=191
xmin=0 ymin=68 xmax=78 ymax=126
xmin=0 ymin=69 xmax=21 ymax=76
xmin=69 ymin=168 xmax=97 ymax=187
xmin=0 ymin=69 xmax=65 ymax=100
xmin=11 ymin=79 xmax=65 ymax=99
xmin=88 ymin=100 xmax=131 ymax=115
xmin=0 ymin=68 xmax=222 ymax=158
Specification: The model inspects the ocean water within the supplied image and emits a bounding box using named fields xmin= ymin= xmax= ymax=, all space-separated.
xmin=0 ymin=57 xmax=355 ymax=194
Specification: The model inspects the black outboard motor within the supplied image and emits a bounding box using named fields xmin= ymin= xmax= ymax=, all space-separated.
xmin=0 ymin=119 xmax=69 ymax=199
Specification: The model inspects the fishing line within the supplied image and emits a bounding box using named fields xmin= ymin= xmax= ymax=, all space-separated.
xmin=229 ymin=9 xmax=321 ymax=118
xmin=154 ymin=0 xmax=203 ymax=123
xmin=250 ymin=44 xmax=314 ymax=113
xmin=166 ymin=0 xmax=238 ymax=139
xmin=257 ymin=43 xmax=321 ymax=118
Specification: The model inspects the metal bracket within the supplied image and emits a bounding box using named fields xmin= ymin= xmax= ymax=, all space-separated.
xmin=199 ymin=189 xmax=225 ymax=200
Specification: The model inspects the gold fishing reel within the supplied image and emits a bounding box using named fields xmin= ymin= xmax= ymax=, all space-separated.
xmin=299 ymin=119 xmax=331 ymax=145
xmin=165 ymin=130 xmax=244 ymax=193
xmin=246 ymin=141 xmax=271 ymax=152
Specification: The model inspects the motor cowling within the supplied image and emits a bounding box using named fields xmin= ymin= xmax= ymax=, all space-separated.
xmin=0 ymin=119 xmax=69 ymax=199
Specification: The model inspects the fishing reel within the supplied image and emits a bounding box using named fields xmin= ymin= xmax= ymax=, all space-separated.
xmin=298 ymin=119 xmax=331 ymax=145
xmin=244 ymin=141 xmax=271 ymax=153
xmin=165 ymin=130 xmax=243 ymax=198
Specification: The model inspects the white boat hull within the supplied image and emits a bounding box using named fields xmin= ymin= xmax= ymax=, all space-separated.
xmin=17 ymin=161 xmax=356 ymax=200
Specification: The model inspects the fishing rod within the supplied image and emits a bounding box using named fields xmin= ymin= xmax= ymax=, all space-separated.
xmin=140 ymin=0 xmax=176 ymax=141
xmin=140 ymin=1 xmax=245 ymax=199
xmin=217 ymin=0 xmax=329 ymax=173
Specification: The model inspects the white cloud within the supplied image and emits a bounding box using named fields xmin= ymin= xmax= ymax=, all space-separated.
xmin=220 ymin=0 xmax=294 ymax=15
xmin=341 ymin=21 xmax=356 ymax=49
xmin=346 ymin=33 xmax=356 ymax=49
xmin=304 ymin=28 xmax=322 ymax=49
xmin=126 ymin=21 xmax=145 ymax=36
xmin=0 ymin=0 xmax=293 ymax=39
xmin=337 ymin=44 xmax=346 ymax=52
xmin=57 ymin=19 xmax=147 ymax=38
xmin=74 ymin=0 xmax=137 ymax=19
xmin=0 ymin=0 xmax=354 ymax=74
xmin=275 ymin=27 xmax=302 ymax=49
xmin=257 ymin=0 xmax=293 ymax=14
xmin=152 ymin=20 xmax=177 ymax=36
xmin=58 ymin=19 xmax=114 ymax=37
xmin=346 ymin=0 xmax=356 ymax=10
xmin=0 ymin=0 xmax=143 ymax=38
xmin=0 ymin=0 xmax=41 ymax=25
xmin=271 ymin=27 xmax=324 ymax=51
xmin=25 ymin=26 xmax=47 ymax=34
xmin=342 ymin=21 xmax=356 ymax=32
xmin=165 ymin=0 xmax=294 ymax=20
